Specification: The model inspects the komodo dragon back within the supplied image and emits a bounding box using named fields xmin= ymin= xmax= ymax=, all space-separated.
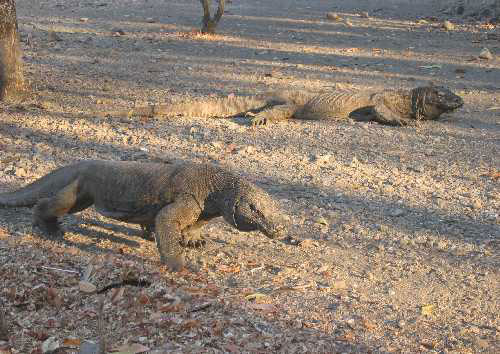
xmin=0 ymin=163 xmax=87 ymax=207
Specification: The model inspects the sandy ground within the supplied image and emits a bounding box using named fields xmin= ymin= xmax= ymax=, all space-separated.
xmin=0 ymin=0 xmax=499 ymax=352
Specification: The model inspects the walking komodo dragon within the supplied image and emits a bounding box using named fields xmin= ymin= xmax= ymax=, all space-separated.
xmin=103 ymin=85 xmax=463 ymax=126
xmin=0 ymin=160 xmax=288 ymax=271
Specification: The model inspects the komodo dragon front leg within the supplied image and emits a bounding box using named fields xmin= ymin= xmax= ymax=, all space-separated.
xmin=140 ymin=220 xmax=207 ymax=248
xmin=154 ymin=195 xmax=202 ymax=271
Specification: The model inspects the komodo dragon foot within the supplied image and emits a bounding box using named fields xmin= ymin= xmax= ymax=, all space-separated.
xmin=180 ymin=221 xmax=207 ymax=248
xmin=140 ymin=222 xmax=207 ymax=248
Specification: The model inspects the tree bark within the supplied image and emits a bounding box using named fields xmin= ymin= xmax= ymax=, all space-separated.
xmin=0 ymin=0 xmax=25 ymax=101
xmin=200 ymin=0 xmax=225 ymax=34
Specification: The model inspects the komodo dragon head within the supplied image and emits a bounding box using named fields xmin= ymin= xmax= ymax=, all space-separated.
xmin=222 ymin=182 xmax=288 ymax=240
xmin=411 ymin=85 xmax=464 ymax=120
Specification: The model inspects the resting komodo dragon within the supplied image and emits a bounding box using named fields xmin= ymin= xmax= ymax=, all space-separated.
xmin=0 ymin=160 xmax=287 ymax=271
xmin=102 ymin=85 xmax=463 ymax=126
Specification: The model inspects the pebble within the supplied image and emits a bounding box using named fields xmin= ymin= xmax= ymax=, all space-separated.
xmin=471 ymin=199 xmax=482 ymax=209
xmin=112 ymin=28 xmax=126 ymax=36
xmin=79 ymin=281 xmax=97 ymax=293
xmin=360 ymin=11 xmax=369 ymax=19
xmin=48 ymin=31 xmax=62 ymax=42
xmin=300 ymin=239 xmax=318 ymax=248
xmin=326 ymin=12 xmax=341 ymax=21
xmin=79 ymin=17 xmax=89 ymax=22
xmin=331 ymin=280 xmax=347 ymax=290
xmin=389 ymin=208 xmax=405 ymax=217
xmin=15 ymin=167 xmax=28 ymax=177
xmin=442 ymin=20 xmax=455 ymax=30
xmin=314 ymin=154 xmax=332 ymax=165
xmin=315 ymin=216 xmax=329 ymax=226
xmin=479 ymin=48 xmax=493 ymax=60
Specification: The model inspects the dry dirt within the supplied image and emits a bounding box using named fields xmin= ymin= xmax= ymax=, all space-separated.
xmin=0 ymin=0 xmax=499 ymax=353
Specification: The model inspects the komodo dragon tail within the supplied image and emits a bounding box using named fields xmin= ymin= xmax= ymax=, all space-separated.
xmin=0 ymin=163 xmax=85 ymax=207
xmin=99 ymin=90 xmax=312 ymax=119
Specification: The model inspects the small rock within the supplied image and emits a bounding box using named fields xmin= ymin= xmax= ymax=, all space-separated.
xmin=41 ymin=337 xmax=60 ymax=353
xmin=331 ymin=280 xmax=347 ymax=290
xmin=314 ymin=154 xmax=331 ymax=165
xmin=79 ymin=340 xmax=99 ymax=354
xmin=360 ymin=11 xmax=369 ymax=19
xmin=79 ymin=17 xmax=89 ymax=22
xmin=389 ymin=208 xmax=405 ymax=217
xmin=146 ymin=18 xmax=156 ymax=23
xmin=112 ymin=28 xmax=126 ymax=36
xmin=326 ymin=12 xmax=341 ymax=21
xmin=471 ymin=199 xmax=482 ymax=209
xmin=211 ymin=141 xmax=223 ymax=149
xmin=79 ymin=281 xmax=97 ymax=293
xmin=442 ymin=20 xmax=455 ymax=30
xmin=479 ymin=48 xmax=493 ymax=60
xmin=47 ymin=31 xmax=62 ymax=42
xmin=315 ymin=216 xmax=329 ymax=226
xmin=15 ymin=167 xmax=27 ymax=177
xmin=300 ymin=239 xmax=317 ymax=248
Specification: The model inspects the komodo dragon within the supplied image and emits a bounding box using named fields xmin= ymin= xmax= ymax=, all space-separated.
xmin=102 ymin=85 xmax=463 ymax=126
xmin=0 ymin=160 xmax=287 ymax=271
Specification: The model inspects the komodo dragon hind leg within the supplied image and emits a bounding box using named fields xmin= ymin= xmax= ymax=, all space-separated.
xmin=250 ymin=104 xmax=297 ymax=126
xmin=372 ymin=103 xmax=409 ymax=126
xmin=180 ymin=220 xmax=208 ymax=248
xmin=155 ymin=196 xmax=202 ymax=271
xmin=33 ymin=179 xmax=92 ymax=238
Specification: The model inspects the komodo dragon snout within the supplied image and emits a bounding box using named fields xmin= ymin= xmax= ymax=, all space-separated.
xmin=225 ymin=186 xmax=288 ymax=239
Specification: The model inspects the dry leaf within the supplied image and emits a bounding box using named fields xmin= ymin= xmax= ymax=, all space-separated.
xmin=137 ymin=292 xmax=150 ymax=305
xmin=46 ymin=288 xmax=62 ymax=307
xmin=421 ymin=304 xmax=434 ymax=316
xmin=248 ymin=303 xmax=277 ymax=313
xmin=79 ymin=281 xmax=97 ymax=293
xmin=331 ymin=280 xmax=347 ymax=290
xmin=335 ymin=332 xmax=355 ymax=342
xmin=111 ymin=343 xmax=150 ymax=354
xmin=481 ymin=170 xmax=500 ymax=180
xmin=362 ymin=319 xmax=377 ymax=331
xmin=41 ymin=337 xmax=59 ymax=353
xmin=159 ymin=296 xmax=182 ymax=312
xmin=212 ymin=320 xmax=224 ymax=336
xmin=0 ymin=346 xmax=12 ymax=354
xmin=110 ymin=287 xmax=124 ymax=303
xmin=245 ymin=293 xmax=268 ymax=301
xmin=62 ymin=338 xmax=81 ymax=347
xmin=179 ymin=319 xmax=200 ymax=332
xmin=217 ymin=264 xmax=240 ymax=273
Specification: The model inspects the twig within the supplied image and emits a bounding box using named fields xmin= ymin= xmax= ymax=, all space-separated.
xmin=188 ymin=302 xmax=213 ymax=313
xmin=0 ymin=300 xmax=9 ymax=341
xmin=97 ymin=296 xmax=106 ymax=354
xmin=40 ymin=266 xmax=80 ymax=275
xmin=82 ymin=264 xmax=94 ymax=282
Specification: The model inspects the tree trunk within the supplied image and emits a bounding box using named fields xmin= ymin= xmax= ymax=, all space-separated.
xmin=0 ymin=0 xmax=25 ymax=101
xmin=200 ymin=0 xmax=225 ymax=34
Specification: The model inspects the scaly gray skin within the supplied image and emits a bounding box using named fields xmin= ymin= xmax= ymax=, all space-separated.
xmin=100 ymin=86 xmax=463 ymax=127
xmin=0 ymin=160 xmax=288 ymax=271
xmin=250 ymin=86 xmax=464 ymax=126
